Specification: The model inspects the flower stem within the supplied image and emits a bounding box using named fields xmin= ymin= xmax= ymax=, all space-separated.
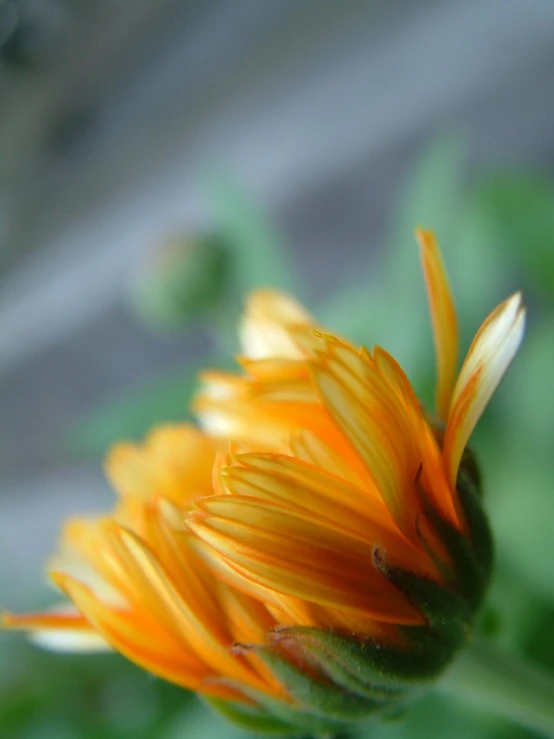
xmin=438 ymin=639 xmax=554 ymax=737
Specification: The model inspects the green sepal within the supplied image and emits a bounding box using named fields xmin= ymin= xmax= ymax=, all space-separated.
xmin=458 ymin=447 xmax=483 ymax=497
xmin=456 ymin=465 xmax=494 ymax=581
xmin=416 ymin=445 xmax=492 ymax=610
xmin=275 ymin=624 xmax=455 ymax=691
xmin=229 ymin=681 xmax=350 ymax=735
xmin=373 ymin=550 xmax=471 ymax=646
xmin=271 ymin=628 xmax=411 ymax=698
xmin=253 ymin=645 xmax=381 ymax=722
xmin=203 ymin=697 xmax=301 ymax=735
xmin=418 ymin=496 xmax=488 ymax=611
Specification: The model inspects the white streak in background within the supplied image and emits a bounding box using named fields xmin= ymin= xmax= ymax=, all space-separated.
xmin=0 ymin=0 xmax=553 ymax=376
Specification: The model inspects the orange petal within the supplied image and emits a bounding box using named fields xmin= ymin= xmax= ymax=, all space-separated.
xmin=49 ymin=517 xmax=127 ymax=608
xmin=417 ymin=229 xmax=459 ymax=422
xmin=112 ymin=524 xmax=274 ymax=691
xmin=444 ymin=292 xmax=526 ymax=486
xmin=221 ymin=453 xmax=393 ymax=536
xmin=2 ymin=607 xmax=110 ymax=652
xmin=309 ymin=347 xmax=421 ymax=537
xmin=51 ymin=573 xmax=216 ymax=693
xmin=289 ymin=428 xmax=369 ymax=488
xmin=189 ymin=497 xmax=421 ymax=624
xmin=240 ymin=290 xmax=312 ymax=360
xmin=105 ymin=425 xmax=216 ymax=506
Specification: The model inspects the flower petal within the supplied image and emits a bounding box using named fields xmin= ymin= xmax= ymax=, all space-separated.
xmin=51 ymin=573 xmax=219 ymax=693
xmin=309 ymin=341 xmax=421 ymax=537
xmin=240 ymin=290 xmax=312 ymax=360
xmin=418 ymin=228 xmax=459 ymax=422
xmin=444 ymin=292 xmax=526 ymax=485
xmin=2 ymin=607 xmax=110 ymax=653
xmin=105 ymin=425 xmax=216 ymax=506
xmin=220 ymin=453 xmax=394 ymax=536
xmin=189 ymin=496 xmax=422 ymax=624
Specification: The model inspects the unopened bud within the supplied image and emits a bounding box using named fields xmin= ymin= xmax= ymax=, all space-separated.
xmin=129 ymin=232 xmax=229 ymax=330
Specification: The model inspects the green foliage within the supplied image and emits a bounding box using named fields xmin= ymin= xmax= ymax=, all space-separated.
xmin=0 ymin=639 xmax=193 ymax=739
xmin=471 ymin=173 xmax=554 ymax=296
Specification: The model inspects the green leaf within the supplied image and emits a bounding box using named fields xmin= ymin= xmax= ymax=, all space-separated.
xmin=388 ymin=131 xmax=467 ymax=266
xmin=471 ymin=172 xmax=554 ymax=297
xmin=162 ymin=700 xmax=246 ymax=739
xmin=496 ymin=313 xmax=554 ymax=451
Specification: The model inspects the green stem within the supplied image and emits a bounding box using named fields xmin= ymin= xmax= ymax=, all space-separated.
xmin=438 ymin=639 xmax=554 ymax=738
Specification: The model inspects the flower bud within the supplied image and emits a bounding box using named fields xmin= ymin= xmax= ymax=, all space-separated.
xmin=129 ymin=232 xmax=229 ymax=330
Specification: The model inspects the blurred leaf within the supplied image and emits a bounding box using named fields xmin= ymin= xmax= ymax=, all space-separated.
xmin=486 ymin=443 xmax=554 ymax=608
xmin=0 ymin=642 xmax=193 ymax=739
xmin=383 ymin=132 xmax=468 ymax=379
xmin=442 ymin=190 xmax=514 ymax=343
xmin=67 ymin=366 xmax=205 ymax=456
xmin=479 ymin=560 xmax=549 ymax=653
xmin=471 ymin=173 xmax=554 ymax=296
xmin=205 ymin=172 xmax=301 ymax=296
xmin=349 ymin=692 xmax=503 ymax=739
xmin=163 ymin=700 xmax=245 ymax=739
xmin=388 ymin=131 xmax=467 ymax=267
xmin=497 ymin=314 xmax=554 ymax=453
xmin=480 ymin=315 xmax=554 ymax=603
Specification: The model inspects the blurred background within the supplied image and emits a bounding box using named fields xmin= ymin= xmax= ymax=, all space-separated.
xmin=2 ymin=1 xmax=554 ymax=737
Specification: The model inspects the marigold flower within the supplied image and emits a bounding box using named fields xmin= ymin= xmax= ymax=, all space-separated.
xmin=3 ymin=230 xmax=525 ymax=734
xmin=190 ymin=229 xmax=525 ymax=721
xmin=3 ymin=427 xmax=289 ymax=710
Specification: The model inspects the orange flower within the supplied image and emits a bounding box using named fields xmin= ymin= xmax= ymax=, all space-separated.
xmin=3 ymin=426 xmax=286 ymax=705
xmin=192 ymin=229 xmax=525 ymax=641
xmin=3 ymin=230 xmax=526 ymax=732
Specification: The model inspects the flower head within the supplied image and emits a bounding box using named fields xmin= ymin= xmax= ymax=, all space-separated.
xmin=3 ymin=426 xmax=288 ymax=709
xmin=190 ymin=229 xmax=525 ymax=718
xmin=3 ymin=231 xmax=525 ymax=734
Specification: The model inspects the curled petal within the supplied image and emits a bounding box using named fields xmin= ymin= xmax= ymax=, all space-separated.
xmin=444 ymin=292 xmax=526 ymax=486
xmin=418 ymin=229 xmax=459 ymax=422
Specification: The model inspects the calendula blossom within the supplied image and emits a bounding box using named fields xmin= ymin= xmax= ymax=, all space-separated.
xmin=3 ymin=230 xmax=525 ymax=734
